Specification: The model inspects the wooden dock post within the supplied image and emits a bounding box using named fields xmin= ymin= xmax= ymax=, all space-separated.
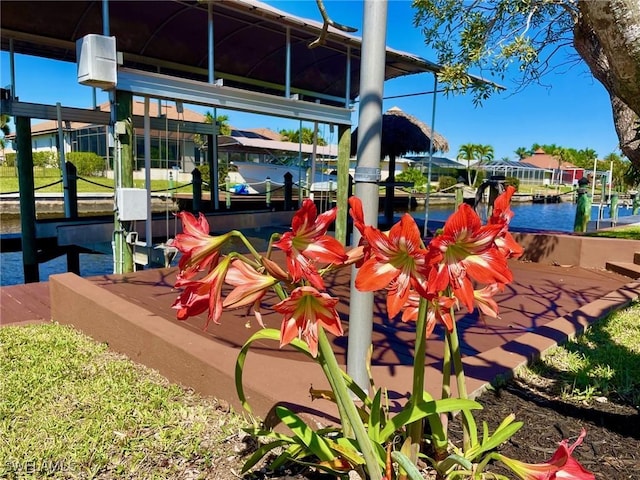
xmin=284 ymin=172 xmax=293 ymax=211
xmin=114 ymin=90 xmax=134 ymax=274
xmin=335 ymin=124 xmax=351 ymax=246
xmin=610 ymin=192 xmax=619 ymax=223
xmin=65 ymin=161 xmax=80 ymax=274
xmin=573 ymin=178 xmax=591 ymax=233
xmin=15 ymin=116 xmax=39 ymax=283
xmin=455 ymin=179 xmax=464 ymax=210
xmin=265 ymin=177 xmax=271 ymax=209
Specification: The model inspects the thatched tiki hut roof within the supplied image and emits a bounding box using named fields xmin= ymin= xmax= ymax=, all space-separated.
xmin=380 ymin=106 xmax=449 ymax=157
xmin=351 ymin=106 xmax=449 ymax=225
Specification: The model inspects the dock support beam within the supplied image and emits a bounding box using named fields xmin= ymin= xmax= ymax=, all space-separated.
xmin=335 ymin=124 xmax=351 ymax=246
xmin=16 ymin=116 xmax=39 ymax=283
xmin=114 ymin=90 xmax=134 ymax=273
xmin=66 ymin=161 xmax=80 ymax=274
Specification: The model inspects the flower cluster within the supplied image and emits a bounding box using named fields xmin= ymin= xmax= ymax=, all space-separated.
xmin=169 ymin=188 xmax=593 ymax=479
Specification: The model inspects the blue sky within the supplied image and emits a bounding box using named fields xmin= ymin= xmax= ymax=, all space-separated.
xmin=1 ymin=0 xmax=620 ymax=161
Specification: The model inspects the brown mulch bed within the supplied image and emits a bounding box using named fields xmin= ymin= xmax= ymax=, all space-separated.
xmin=216 ymin=380 xmax=640 ymax=479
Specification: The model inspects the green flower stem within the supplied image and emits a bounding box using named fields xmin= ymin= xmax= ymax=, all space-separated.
xmin=446 ymin=320 xmax=471 ymax=451
xmin=317 ymin=326 xmax=382 ymax=480
xmin=447 ymin=320 xmax=468 ymax=399
xmin=440 ymin=325 xmax=451 ymax=447
xmin=407 ymin=297 xmax=429 ymax=465
xmin=231 ymin=231 xmax=263 ymax=261
xmin=317 ymin=351 xmax=353 ymax=439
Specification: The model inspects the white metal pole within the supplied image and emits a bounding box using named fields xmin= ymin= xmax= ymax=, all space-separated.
xmin=591 ymin=157 xmax=597 ymax=198
xmin=144 ymin=97 xmax=152 ymax=246
xmin=56 ymin=102 xmax=71 ymax=218
xmin=347 ymin=0 xmax=388 ymax=392
xmin=423 ymin=76 xmax=438 ymax=237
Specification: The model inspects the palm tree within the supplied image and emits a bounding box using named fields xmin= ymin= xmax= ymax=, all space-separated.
xmin=474 ymin=144 xmax=494 ymax=185
xmin=514 ymin=147 xmax=529 ymax=160
xmin=475 ymin=144 xmax=494 ymax=164
xmin=551 ymin=147 xmax=571 ymax=185
xmin=279 ymin=127 xmax=327 ymax=146
xmin=457 ymin=143 xmax=477 ymax=186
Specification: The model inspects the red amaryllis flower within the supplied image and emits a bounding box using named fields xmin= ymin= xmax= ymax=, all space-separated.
xmin=401 ymin=289 xmax=457 ymax=337
xmin=473 ymin=283 xmax=503 ymax=319
xmin=489 ymin=186 xmax=524 ymax=259
xmin=171 ymin=211 xmax=233 ymax=280
xmin=273 ymin=286 xmax=343 ymax=357
xmin=273 ymin=199 xmax=347 ymax=290
xmin=428 ymin=204 xmax=511 ymax=311
xmin=355 ymin=214 xmax=432 ymax=318
xmin=348 ymin=196 xmax=372 ymax=267
xmin=496 ymin=428 xmax=595 ymax=480
xmin=172 ymin=256 xmax=232 ymax=327
xmin=223 ymin=259 xmax=278 ymax=327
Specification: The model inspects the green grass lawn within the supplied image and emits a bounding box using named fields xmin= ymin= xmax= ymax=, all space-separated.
xmin=0 ymin=176 xmax=191 ymax=195
xmin=584 ymin=225 xmax=640 ymax=240
xmin=2 ymin=299 xmax=639 ymax=477
xmin=0 ymin=324 xmax=247 ymax=479
xmin=518 ymin=299 xmax=640 ymax=408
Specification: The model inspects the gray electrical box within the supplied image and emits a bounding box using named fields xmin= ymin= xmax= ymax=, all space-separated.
xmin=116 ymin=188 xmax=148 ymax=221
xmin=76 ymin=34 xmax=117 ymax=89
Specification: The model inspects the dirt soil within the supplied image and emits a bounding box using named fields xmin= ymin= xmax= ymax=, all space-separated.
xmin=213 ymin=379 xmax=640 ymax=480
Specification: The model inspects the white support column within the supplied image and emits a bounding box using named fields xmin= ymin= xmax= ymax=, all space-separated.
xmin=347 ymin=0 xmax=388 ymax=392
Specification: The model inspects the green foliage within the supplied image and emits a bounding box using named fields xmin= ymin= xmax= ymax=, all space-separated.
xmin=474 ymin=169 xmax=486 ymax=187
xmin=66 ymin=151 xmax=105 ymax=176
xmin=0 ymin=113 xmax=10 ymax=150
xmin=194 ymin=163 xmax=230 ymax=191
xmin=438 ymin=175 xmax=458 ymax=191
xmin=4 ymin=151 xmax=57 ymax=168
xmin=279 ymin=127 xmax=327 ymax=146
xmin=505 ymin=176 xmax=519 ymax=190
xmin=412 ymin=0 xmax=575 ymax=104
xmin=457 ymin=143 xmax=493 ymax=186
xmin=33 ymin=151 xmax=58 ymax=167
xmin=397 ymin=167 xmax=427 ymax=191
xmin=4 ymin=152 xmax=16 ymax=167
xmin=193 ymin=113 xmax=231 ymax=152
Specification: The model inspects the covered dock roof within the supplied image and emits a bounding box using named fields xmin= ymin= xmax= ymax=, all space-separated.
xmin=1 ymin=0 xmax=446 ymax=106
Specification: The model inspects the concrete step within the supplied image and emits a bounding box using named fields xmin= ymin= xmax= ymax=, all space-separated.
xmin=634 ymin=252 xmax=640 ymax=266
xmin=606 ymin=261 xmax=640 ymax=279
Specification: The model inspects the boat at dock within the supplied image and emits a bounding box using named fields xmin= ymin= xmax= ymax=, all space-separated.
xmin=229 ymin=158 xmax=338 ymax=194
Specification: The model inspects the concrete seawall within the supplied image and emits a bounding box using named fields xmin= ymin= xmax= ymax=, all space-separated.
xmin=0 ymin=193 xmax=177 ymax=217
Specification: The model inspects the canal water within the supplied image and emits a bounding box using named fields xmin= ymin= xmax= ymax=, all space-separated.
xmin=0 ymin=202 xmax=636 ymax=287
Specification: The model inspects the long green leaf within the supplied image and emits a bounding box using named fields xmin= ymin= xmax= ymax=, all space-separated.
xmin=436 ymin=453 xmax=473 ymax=474
xmin=326 ymin=438 xmax=366 ymax=466
xmin=235 ymin=328 xmax=313 ymax=412
xmin=275 ymin=405 xmax=335 ymax=461
xmin=473 ymin=421 xmax=523 ymax=459
xmin=336 ymin=436 xmax=387 ymax=469
xmin=379 ymin=398 xmax=481 ymax=442
xmin=391 ymin=451 xmax=425 ymax=480
xmin=241 ymin=439 xmax=289 ymax=473
xmin=341 ymin=370 xmax=373 ymax=408
xmin=368 ymin=388 xmax=383 ymax=444
xmin=270 ymin=443 xmax=305 ymax=470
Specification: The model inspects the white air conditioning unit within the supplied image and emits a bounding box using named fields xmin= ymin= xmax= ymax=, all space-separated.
xmin=76 ymin=34 xmax=117 ymax=89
